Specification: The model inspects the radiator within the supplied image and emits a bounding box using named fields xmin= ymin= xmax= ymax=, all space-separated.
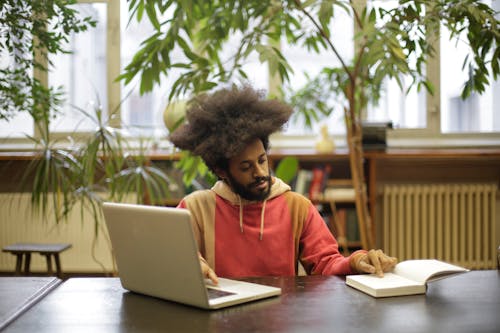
xmin=382 ymin=183 xmax=498 ymax=269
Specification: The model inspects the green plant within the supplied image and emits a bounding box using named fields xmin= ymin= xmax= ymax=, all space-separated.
xmin=0 ymin=0 xmax=95 ymax=123
xmin=2 ymin=1 xmax=99 ymax=226
xmin=120 ymin=0 xmax=499 ymax=249
xmin=1 ymin=2 xmax=178 ymax=234
xmin=17 ymin=97 xmax=175 ymax=233
xmin=274 ymin=156 xmax=299 ymax=184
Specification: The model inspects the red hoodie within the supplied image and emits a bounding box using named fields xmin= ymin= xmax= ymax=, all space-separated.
xmin=178 ymin=177 xmax=364 ymax=278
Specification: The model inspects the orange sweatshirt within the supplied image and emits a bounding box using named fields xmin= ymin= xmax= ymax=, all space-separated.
xmin=178 ymin=178 xmax=363 ymax=277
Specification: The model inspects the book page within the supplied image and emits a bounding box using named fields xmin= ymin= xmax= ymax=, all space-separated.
xmin=393 ymin=259 xmax=468 ymax=284
xmin=348 ymin=272 xmax=423 ymax=289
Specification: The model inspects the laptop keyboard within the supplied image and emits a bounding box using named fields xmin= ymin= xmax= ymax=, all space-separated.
xmin=206 ymin=287 xmax=236 ymax=299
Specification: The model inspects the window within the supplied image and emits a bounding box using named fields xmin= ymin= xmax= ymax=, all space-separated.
xmin=119 ymin=2 xmax=168 ymax=138
xmin=119 ymin=1 xmax=268 ymax=138
xmin=0 ymin=112 xmax=33 ymax=139
xmin=49 ymin=3 xmax=107 ymax=133
xmin=366 ymin=0 xmax=426 ymax=130
xmin=440 ymin=0 xmax=500 ymax=133
xmin=282 ymin=5 xmax=354 ymax=135
xmin=0 ymin=1 xmax=107 ymax=139
xmin=0 ymin=6 xmax=33 ymax=138
xmin=0 ymin=0 xmax=499 ymax=148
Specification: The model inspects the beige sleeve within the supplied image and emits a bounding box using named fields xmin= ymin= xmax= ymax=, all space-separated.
xmin=183 ymin=190 xmax=217 ymax=268
xmin=283 ymin=192 xmax=308 ymax=274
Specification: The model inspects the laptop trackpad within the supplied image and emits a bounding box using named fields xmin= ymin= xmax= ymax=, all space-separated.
xmin=206 ymin=287 xmax=236 ymax=300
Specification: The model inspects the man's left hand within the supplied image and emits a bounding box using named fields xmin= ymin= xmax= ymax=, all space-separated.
xmin=350 ymin=249 xmax=398 ymax=277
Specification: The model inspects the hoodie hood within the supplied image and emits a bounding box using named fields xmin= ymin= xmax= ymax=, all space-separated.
xmin=211 ymin=177 xmax=291 ymax=240
xmin=211 ymin=177 xmax=290 ymax=204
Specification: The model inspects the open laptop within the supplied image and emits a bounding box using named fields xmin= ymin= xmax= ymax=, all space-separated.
xmin=102 ymin=202 xmax=281 ymax=310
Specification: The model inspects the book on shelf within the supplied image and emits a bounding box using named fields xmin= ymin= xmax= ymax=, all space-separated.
xmin=294 ymin=169 xmax=313 ymax=196
xmin=328 ymin=207 xmax=359 ymax=254
xmin=345 ymin=208 xmax=359 ymax=243
xmin=322 ymin=187 xmax=356 ymax=201
xmin=294 ymin=165 xmax=331 ymax=200
xmin=346 ymin=259 xmax=469 ymax=298
xmin=321 ymin=178 xmax=355 ymax=202
xmin=308 ymin=167 xmax=324 ymax=200
xmin=330 ymin=208 xmax=359 ymax=242
xmin=308 ymin=165 xmax=331 ymax=200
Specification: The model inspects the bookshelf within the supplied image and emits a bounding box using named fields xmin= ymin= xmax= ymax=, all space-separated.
xmin=271 ymin=150 xmax=365 ymax=253
xmin=267 ymin=147 xmax=500 ymax=250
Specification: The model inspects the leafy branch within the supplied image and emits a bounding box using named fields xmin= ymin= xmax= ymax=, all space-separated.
xmin=0 ymin=0 xmax=96 ymax=122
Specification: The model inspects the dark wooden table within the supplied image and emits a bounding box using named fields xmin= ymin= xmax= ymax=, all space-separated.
xmin=0 ymin=277 xmax=61 ymax=331
xmin=2 ymin=271 xmax=499 ymax=333
xmin=2 ymin=243 xmax=72 ymax=278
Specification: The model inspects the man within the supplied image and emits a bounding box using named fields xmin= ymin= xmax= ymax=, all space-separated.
xmin=169 ymin=85 xmax=397 ymax=285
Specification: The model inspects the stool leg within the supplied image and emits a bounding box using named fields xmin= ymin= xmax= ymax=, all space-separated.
xmin=24 ymin=253 xmax=31 ymax=275
xmin=497 ymin=246 xmax=499 ymax=270
xmin=14 ymin=254 xmax=23 ymax=276
xmin=54 ymin=254 xmax=62 ymax=278
xmin=44 ymin=254 xmax=53 ymax=275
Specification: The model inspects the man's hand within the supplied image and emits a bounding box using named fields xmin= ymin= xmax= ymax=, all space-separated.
xmin=199 ymin=253 xmax=219 ymax=285
xmin=350 ymin=249 xmax=398 ymax=277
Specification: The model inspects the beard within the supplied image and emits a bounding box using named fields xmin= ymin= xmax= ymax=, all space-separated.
xmin=226 ymin=172 xmax=272 ymax=202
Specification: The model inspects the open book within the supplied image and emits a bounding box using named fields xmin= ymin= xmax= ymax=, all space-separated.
xmin=346 ymin=259 xmax=469 ymax=298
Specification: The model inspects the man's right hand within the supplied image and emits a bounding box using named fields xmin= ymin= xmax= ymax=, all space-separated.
xmin=199 ymin=253 xmax=219 ymax=285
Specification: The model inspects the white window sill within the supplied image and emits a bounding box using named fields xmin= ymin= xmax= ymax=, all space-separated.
xmin=268 ymin=134 xmax=500 ymax=150
xmin=1 ymin=134 xmax=499 ymax=152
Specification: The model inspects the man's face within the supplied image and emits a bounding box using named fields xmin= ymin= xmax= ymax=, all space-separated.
xmin=223 ymin=138 xmax=272 ymax=201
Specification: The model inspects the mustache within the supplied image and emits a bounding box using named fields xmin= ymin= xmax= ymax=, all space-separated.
xmin=249 ymin=176 xmax=271 ymax=187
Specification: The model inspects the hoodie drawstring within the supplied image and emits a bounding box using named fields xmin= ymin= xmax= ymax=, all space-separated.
xmin=237 ymin=195 xmax=266 ymax=241
xmin=238 ymin=195 xmax=243 ymax=233
xmin=259 ymin=200 xmax=266 ymax=240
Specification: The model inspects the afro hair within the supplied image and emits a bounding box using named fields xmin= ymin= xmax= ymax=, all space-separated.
xmin=169 ymin=85 xmax=293 ymax=171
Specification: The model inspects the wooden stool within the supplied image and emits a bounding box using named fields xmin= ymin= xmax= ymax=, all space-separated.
xmin=2 ymin=243 xmax=72 ymax=278
xmin=497 ymin=245 xmax=500 ymax=270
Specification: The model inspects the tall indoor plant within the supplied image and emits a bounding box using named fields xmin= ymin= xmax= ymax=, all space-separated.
xmin=1 ymin=1 xmax=174 ymax=231
xmin=120 ymin=0 xmax=499 ymax=249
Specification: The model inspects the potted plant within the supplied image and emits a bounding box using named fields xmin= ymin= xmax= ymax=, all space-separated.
xmin=1 ymin=1 xmax=175 ymax=233
xmin=17 ymin=100 xmax=175 ymax=229
xmin=119 ymin=0 xmax=499 ymax=249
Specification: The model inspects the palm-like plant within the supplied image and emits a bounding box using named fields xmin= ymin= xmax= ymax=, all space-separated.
xmin=110 ymin=138 xmax=174 ymax=205
xmin=17 ymin=97 xmax=174 ymax=234
xmin=21 ymin=122 xmax=83 ymax=224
